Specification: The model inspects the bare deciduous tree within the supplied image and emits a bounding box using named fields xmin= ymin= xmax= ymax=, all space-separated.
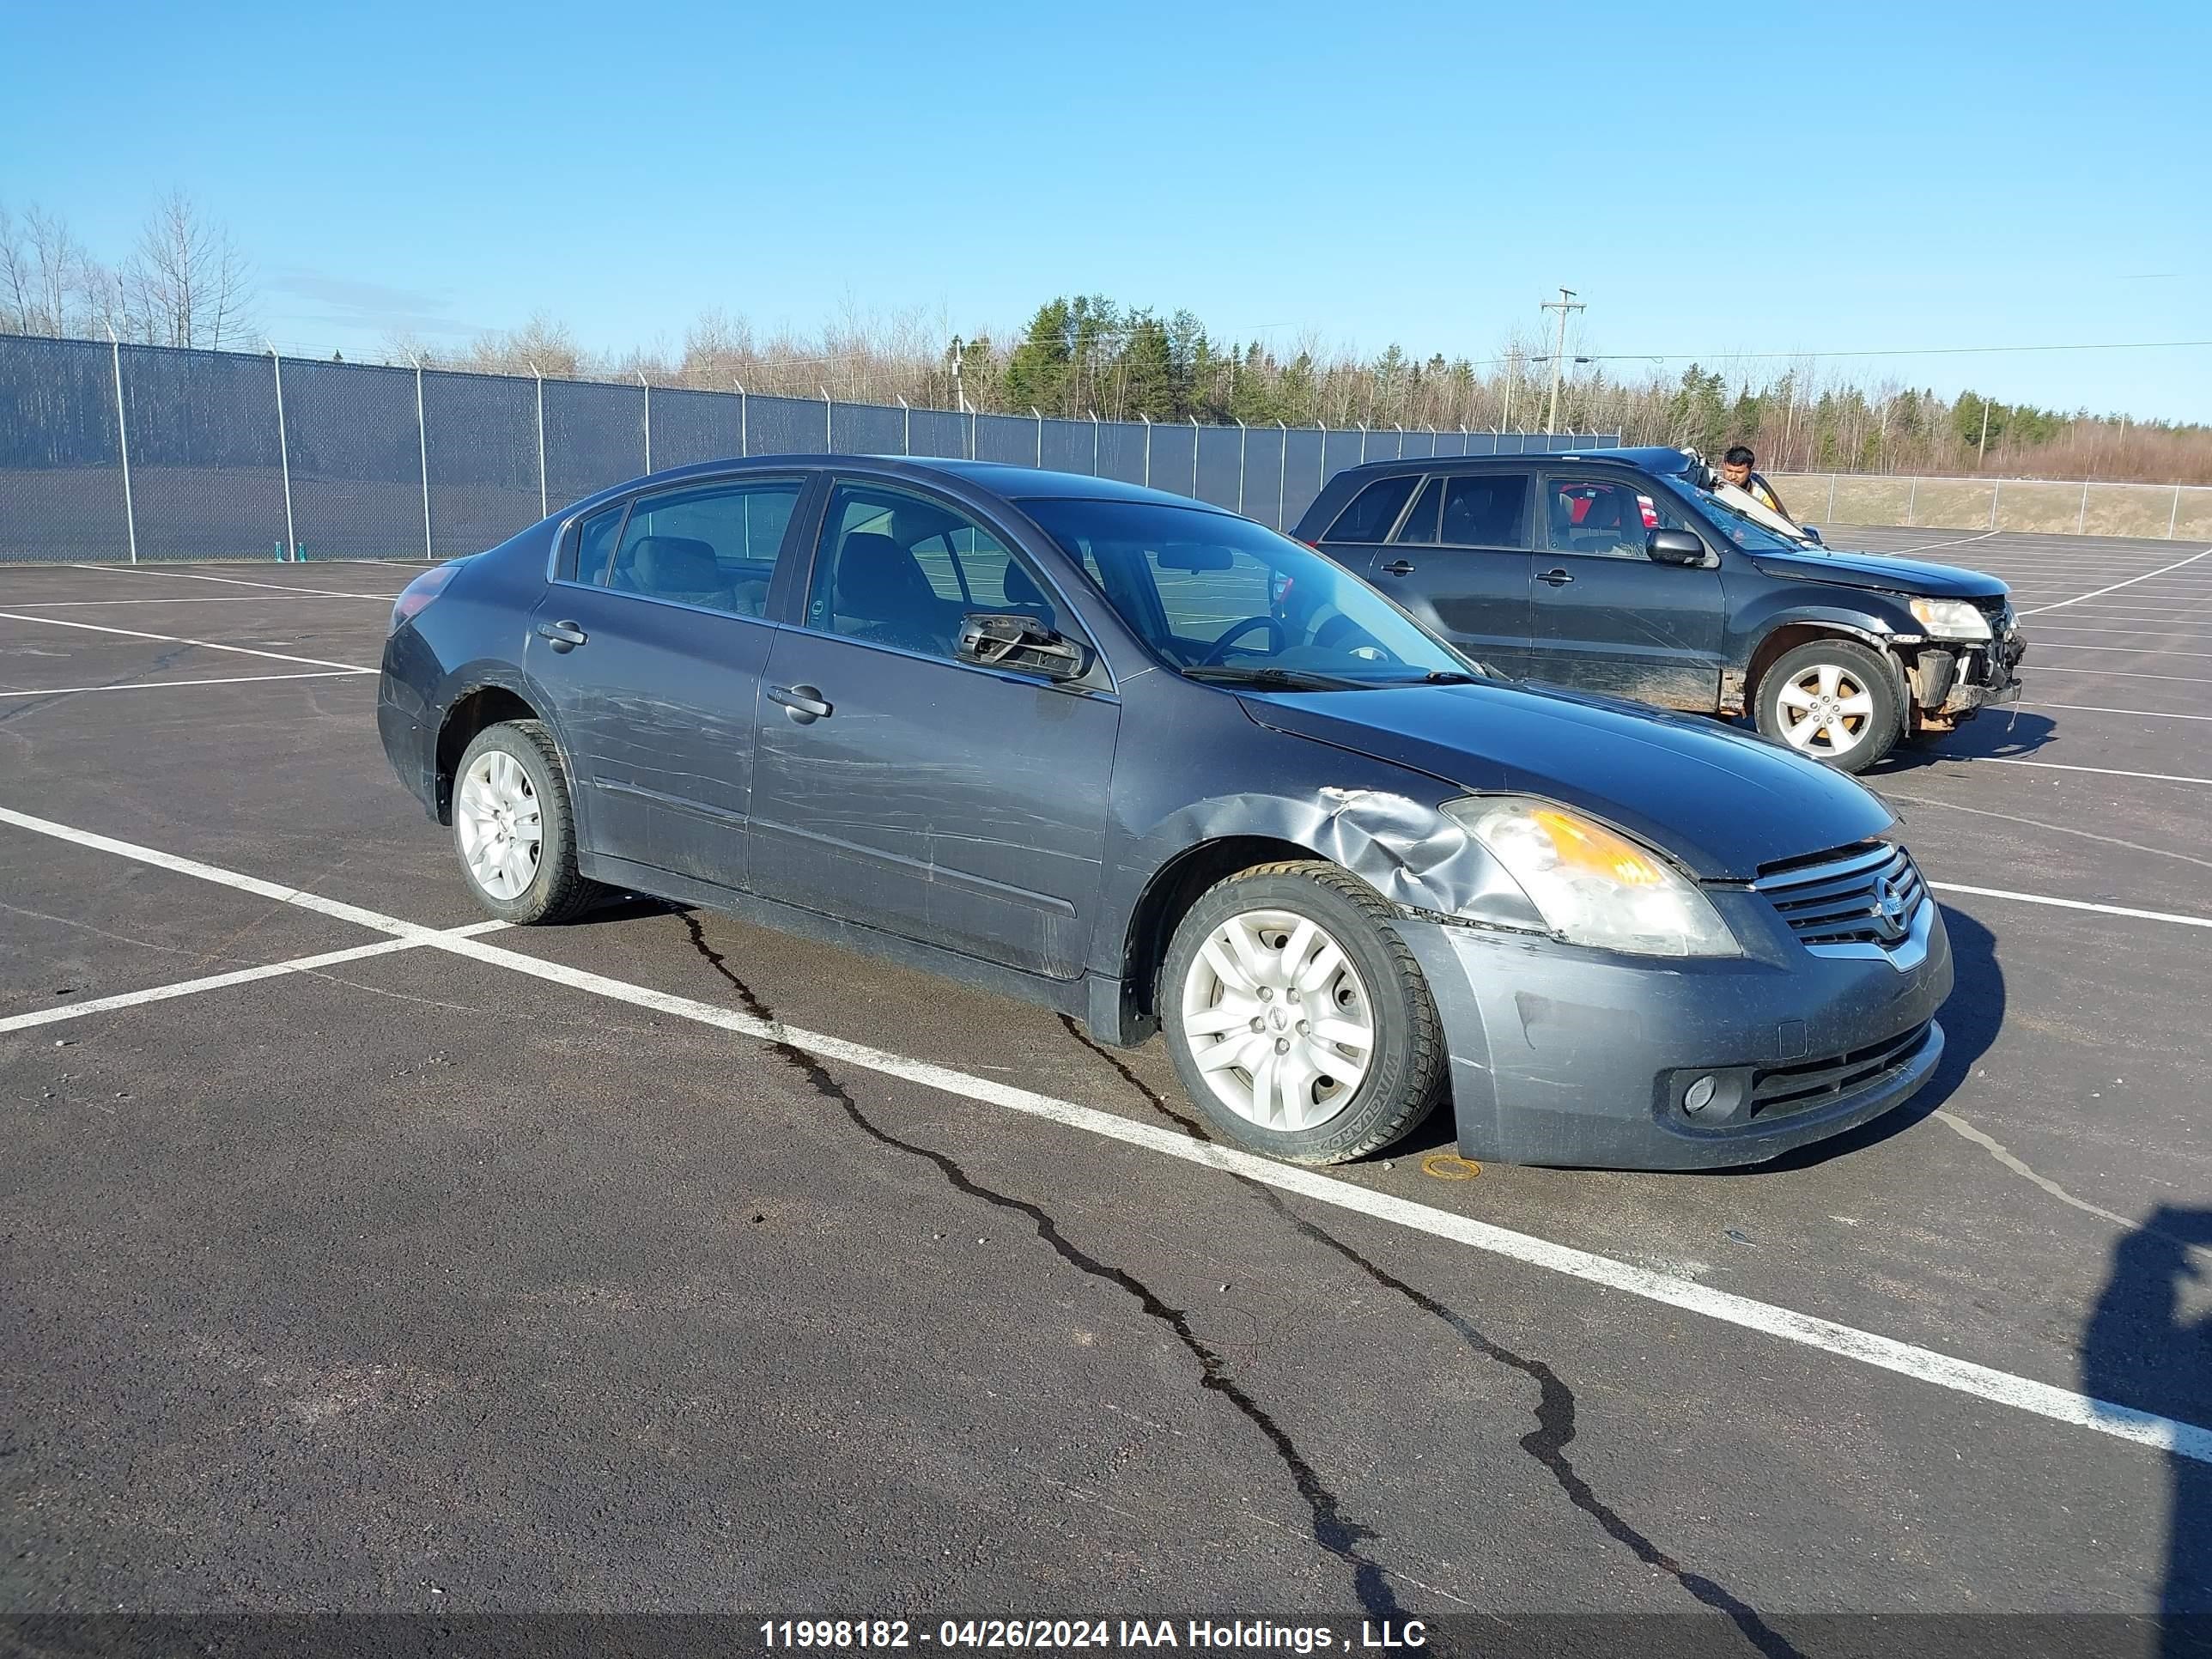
xmin=0 ymin=203 xmax=97 ymax=337
xmin=124 ymin=190 xmax=255 ymax=350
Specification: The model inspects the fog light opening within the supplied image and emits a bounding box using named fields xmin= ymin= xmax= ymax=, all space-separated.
xmin=1683 ymin=1075 xmax=1718 ymax=1115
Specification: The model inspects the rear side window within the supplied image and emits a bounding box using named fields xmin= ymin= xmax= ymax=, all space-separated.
xmin=1323 ymin=475 xmax=1418 ymax=543
xmin=1440 ymin=476 xmax=1530 ymax=547
xmin=605 ymin=479 xmax=802 ymax=615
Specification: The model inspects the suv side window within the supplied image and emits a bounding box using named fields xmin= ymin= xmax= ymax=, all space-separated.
xmin=1393 ymin=477 xmax=1443 ymax=544
xmin=1541 ymin=476 xmax=1689 ymax=560
xmin=1440 ymin=475 xmax=1530 ymax=547
xmin=1324 ymin=474 xmax=1419 ymax=543
xmin=806 ymin=482 xmax=1068 ymax=660
xmin=601 ymin=479 xmax=800 ymax=614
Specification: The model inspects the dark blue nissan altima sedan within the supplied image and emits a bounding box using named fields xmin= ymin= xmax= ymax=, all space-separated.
xmin=378 ymin=455 xmax=1953 ymax=1169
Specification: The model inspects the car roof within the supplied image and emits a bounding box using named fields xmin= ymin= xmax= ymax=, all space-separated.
xmin=1328 ymin=444 xmax=1697 ymax=480
xmin=585 ymin=453 xmax=1235 ymax=514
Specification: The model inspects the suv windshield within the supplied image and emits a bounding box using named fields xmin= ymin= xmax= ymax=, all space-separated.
xmin=1691 ymin=480 xmax=1814 ymax=552
xmin=1019 ymin=497 xmax=1476 ymax=687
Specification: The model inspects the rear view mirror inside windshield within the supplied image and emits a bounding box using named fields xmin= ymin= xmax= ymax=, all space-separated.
xmin=1157 ymin=542 xmax=1235 ymax=572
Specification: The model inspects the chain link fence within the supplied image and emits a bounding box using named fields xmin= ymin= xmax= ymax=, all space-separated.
xmin=1777 ymin=471 xmax=2212 ymax=540
xmin=0 ymin=335 xmax=1620 ymax=563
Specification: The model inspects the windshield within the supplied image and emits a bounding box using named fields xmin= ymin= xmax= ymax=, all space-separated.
xmin=1691 ymin=481 xmax=1814 ymax=552
xmin=1018 ymin=497 xmax=1477 ymax=688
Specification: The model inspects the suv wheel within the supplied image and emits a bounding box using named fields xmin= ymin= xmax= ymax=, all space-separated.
xmin=452 ymin=720 xmax=603 ymax=924
xmin=1754 ymin=639 xmax=1903 ymax=775
xmin=1159 ymin=861 xmax=1447 ymax=1164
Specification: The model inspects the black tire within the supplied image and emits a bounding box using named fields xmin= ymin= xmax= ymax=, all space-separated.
xmin=1158 ymin=860 xmax=1447 ymax=1165
xmin=1753 ymin=638 xmax=1904 ymax=775
xmin=451 ymin=720 xmax=603 ymax=925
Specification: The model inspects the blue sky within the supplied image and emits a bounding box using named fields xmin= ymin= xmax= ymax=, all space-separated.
xmin=5 ymin=0 xmax=2207 ymax=419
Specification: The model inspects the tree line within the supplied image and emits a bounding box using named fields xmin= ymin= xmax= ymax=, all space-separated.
xmin=4 ymin=197 xmax=2204 ymax=484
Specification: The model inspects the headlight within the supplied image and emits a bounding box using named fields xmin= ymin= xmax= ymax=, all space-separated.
xmin=1908 ymin=597 xmax=1991 ymax=641
xmin=1441 ymin=796 xmax=1739 ymax=957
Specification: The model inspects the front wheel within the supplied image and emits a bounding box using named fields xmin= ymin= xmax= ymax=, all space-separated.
xmin=1753 ymin=639 xmax=1904 ymax=775
xmin=1159 ymin=861 xmax=1447 ymax=1164
xmin=451 ymin=720 xmax=603 ymax=924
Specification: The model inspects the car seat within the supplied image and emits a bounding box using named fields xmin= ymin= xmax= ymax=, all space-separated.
xmin=833 ymin=533 xmax=961 ymax=655
xmin=623 ymin=535 xmax=732 ymax=611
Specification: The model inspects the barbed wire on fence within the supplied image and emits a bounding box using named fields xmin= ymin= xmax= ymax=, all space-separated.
xmin=0 ymin=336 xmax=1618 ymax=563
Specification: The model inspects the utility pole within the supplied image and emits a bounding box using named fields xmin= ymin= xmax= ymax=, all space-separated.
xmin=1540 ymin=288 xmax=1584 ymax=435
xmin=1976 ymin=399 xmax=1990 ymax=470
xmin=950 ymin=337 xmax=968 ymax=414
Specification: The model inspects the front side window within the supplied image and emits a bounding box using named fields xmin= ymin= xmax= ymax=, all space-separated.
xmin=1024 ymin=496 xmax=1474 ymax=689
xmin=807 ymin=483 xmax=1064 ymax=660
xmin=1541 ymin=476 xmax=1689 ymax=560
xmin=597 ymin=479 xmax=800 ymax=614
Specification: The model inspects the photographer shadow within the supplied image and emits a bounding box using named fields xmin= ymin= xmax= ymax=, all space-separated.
xmin=2084 ymin=1209 xmax=2212 ymax=1656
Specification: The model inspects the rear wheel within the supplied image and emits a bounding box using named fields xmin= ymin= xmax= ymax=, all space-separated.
xmin=452 ymin=720 xmax=602 ymax=924
xmin=1159 ymin=861 xmax=1447 ymax=1164
xmin=1753 ymin=639 xmax=1903 ymax=775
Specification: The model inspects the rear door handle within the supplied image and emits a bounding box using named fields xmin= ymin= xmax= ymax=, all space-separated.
xmin=768 ymin=684 xmax=833 ymax=721
xmin=1379 ymin=559 xmax=1416 ymax=576
xmin=1537 ymin=568 xmax=1575 ymax=586
xmin=535 ymin=619 xmax=588 ymax=651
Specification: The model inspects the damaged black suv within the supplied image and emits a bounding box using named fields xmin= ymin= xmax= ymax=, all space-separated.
xmin=1295 ymin=447 xmax=2026 ymax=773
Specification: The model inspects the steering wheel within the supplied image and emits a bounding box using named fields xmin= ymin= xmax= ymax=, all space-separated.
xmin=1199 ymin=615 xmax=1288 ymax=665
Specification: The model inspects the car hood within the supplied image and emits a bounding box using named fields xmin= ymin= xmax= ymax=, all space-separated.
xmin=1239 ymin=680 xmax=1896 ymax=880
xmin=1748 ymin=547 xmax=2008 ymax=599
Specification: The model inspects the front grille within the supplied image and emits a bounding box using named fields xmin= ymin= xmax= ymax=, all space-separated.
xmin=1755 ymin=842 xmax=1926 ymax=950
xmin=1750 ymin=1021 xmax=1935 ymax=1118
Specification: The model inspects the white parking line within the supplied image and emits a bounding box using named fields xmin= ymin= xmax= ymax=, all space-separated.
xmin=0 ymin=671 xmax=372 ymax=699
xmin=1969 ymin=758 xmax=2212 ymax=787
xmin=68 ymin=563 xmax=398 ymax=600
xmin=1882 ymin=530 xmax=2002 ymax=554
xmin=2018 ymin=549 xmax=2212 ymax=616
xmin=0 ymin=612 xmax=374 ymax=673
xmin=3 ymin=803 xmax=2207 ymax=1468
xmin=1 ymin=595 xmax=393 ymax=609
xmin=0 ymin=922 xmax=508 ymax=1036
xmin=1929 ymin=881 xmax=2212 ymax=930
xmin=2028 ymin=664 xmax=2212 ymax=684
xmin=2025 ymin=702 xmax=2212 ymax=721
xmin=2033 ymin=641 xmax=2212 ymax=659
xmin=2033 ymin=624 xmax=2212 ymax=640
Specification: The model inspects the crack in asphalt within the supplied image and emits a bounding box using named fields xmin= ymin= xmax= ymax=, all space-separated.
xmin=1056 ymin=1017 xmax=1802 ymax=1659
xmin=675 ymin=914 xmax=1402 ymax=1622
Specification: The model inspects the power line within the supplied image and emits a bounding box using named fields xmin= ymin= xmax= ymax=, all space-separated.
xmin=1573 ymin=339 xmax=2212 ymax=364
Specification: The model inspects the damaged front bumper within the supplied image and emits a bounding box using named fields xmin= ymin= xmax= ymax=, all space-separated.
xmin=1908 ymin=627 xmax=2027 ymax=727
xmin=1397 ymin=886 xmax=1953 ymax=1170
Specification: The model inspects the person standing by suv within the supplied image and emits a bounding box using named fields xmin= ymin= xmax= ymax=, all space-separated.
xmin=1719 ymin=446 xmax=1790 ymax=519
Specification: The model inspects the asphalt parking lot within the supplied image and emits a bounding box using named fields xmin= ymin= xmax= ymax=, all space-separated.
xmin=3 ymin=532 xmax=2209 ymax=1654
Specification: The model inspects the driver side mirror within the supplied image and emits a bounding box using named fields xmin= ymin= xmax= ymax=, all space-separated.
xmin=957 ymin=612 xmax=1088 ymax=682
xmin=1801 ymin=525 xmax=1825 ymax=545
xmin=1646 ymin=529 xmax=1710 ymax=567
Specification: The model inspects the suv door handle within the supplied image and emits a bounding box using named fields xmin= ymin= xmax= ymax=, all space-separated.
xmin=535 ymin=619 xmax=588 ymax=650
xmin=1536 ymin=568 xmax=1575 ymax=586
xmin=1378 ymin=559 xmax=1416 ymax=576
xmin=768 ymin=684 xmax=833 ymax=721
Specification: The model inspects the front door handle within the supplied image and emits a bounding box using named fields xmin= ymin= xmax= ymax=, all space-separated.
xmin=768 ymin=683 xmax=833 ymax=721
xmin=1537 ymin=568 xmax=1575 ymax=587
xmin=535 ymin=619 xmax=588 ymax=651
xmin=1379 ymin=559 xmax=1416 ymax=576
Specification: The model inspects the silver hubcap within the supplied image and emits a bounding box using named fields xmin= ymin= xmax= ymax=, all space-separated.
xmin=1777 ymin=662 xmax=1875 ymax=757
xmin=1180 ymin=908 xmax=1375 ymax=1133
xmin=455 ymin=750 xmax=543 ymax=901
